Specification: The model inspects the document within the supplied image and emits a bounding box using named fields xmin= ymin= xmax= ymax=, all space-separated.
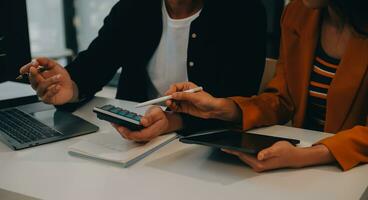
xmin=69 ymin=132 xmax=177 ymax=167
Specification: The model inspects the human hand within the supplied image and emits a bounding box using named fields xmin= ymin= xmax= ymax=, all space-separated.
xmin=165 ymin=82 xmax=242 ymax=122
xmin=112 ymin=106 xmax=182 ymax=142
xmin=222 ymin=141 xmax=304 ymax=172
xmin=20 ymin=57 xmax=77 ymax=105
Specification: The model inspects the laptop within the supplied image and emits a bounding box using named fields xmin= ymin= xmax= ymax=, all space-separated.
xmin=0 ymin=81 xmax=99 ymax=150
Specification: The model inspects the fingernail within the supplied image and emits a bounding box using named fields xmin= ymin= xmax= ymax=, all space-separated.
xmin=55 ymin=74 xmax=61 ymax=79
xmin=31 ymin=59 xmax=38 ymax=65
xmin=141 ymin=118 xmax=150 ymax=127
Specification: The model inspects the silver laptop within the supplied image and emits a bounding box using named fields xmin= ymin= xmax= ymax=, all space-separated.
xmin=0 ymin=81 xmax=99 ymax=150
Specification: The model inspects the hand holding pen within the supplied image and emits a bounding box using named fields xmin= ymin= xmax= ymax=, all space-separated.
xmin=16 ymin=65 xmax=47 ymax=81
xmin=19 ymin=58 xmax=77 ymax=105
xmin=163 ymin=82 xmax=242 ymax=122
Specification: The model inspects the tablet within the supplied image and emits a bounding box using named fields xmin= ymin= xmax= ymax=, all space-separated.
xmin=179 ymin=130 xmax=300 ymax=155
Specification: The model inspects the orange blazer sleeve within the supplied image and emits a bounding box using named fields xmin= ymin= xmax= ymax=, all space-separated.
xmin=229 ymin=5 xmax=294 ymax=130
xmin=317 ymin=118 xmax=368 ymax=171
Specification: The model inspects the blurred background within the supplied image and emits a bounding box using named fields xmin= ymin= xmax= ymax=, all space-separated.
xmin=25 ymin=0 xmax=289 ymax=91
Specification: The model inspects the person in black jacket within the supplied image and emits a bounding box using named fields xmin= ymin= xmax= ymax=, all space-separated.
xmin=21 ymin=0 xmax=266 ymax=141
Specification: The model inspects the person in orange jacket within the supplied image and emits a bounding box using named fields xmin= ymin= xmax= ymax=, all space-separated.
xmin=160 ymin=0 xmax=368 ymax=172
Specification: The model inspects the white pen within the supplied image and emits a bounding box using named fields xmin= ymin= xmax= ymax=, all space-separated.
xmin=135 ymin=86 xmax=203 ymax=108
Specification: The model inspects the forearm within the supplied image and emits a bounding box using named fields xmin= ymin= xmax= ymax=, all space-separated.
xmin=295 ymin=145 xmax=335 ymax=168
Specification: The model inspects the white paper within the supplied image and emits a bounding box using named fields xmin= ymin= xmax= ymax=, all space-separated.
xmin=69 ymin=132 xmax=177 ymax=167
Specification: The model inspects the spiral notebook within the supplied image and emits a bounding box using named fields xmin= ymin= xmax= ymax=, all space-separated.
xmin=68 ymin=132 xmax=177 ymax=167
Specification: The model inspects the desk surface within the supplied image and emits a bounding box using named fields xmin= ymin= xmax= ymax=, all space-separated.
xmin=0 ymin=97 xmax=367 ymax=200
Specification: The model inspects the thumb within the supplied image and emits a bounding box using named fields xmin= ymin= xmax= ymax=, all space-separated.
xmin=140 ymin=107 xmax=163 ymax=127
xmin=257 ymin=144 xmax=279 ymax=161
xmin=140 ymin=116 xmax=153 ymax=127
xmin=20 ymin=59 xmax=40 ymax=74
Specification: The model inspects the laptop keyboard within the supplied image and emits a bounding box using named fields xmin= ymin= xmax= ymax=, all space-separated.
xmin=0 ymin=108 xmax=62 ymax=144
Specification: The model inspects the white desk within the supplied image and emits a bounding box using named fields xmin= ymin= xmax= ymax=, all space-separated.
xmin=0 ymin=97 xmax=367 ymax=200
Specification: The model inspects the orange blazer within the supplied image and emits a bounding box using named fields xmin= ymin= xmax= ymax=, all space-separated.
xmin=230 ymin=0 xmax=368 ymax=171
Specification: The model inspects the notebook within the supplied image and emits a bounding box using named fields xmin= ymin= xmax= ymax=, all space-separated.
xmin=68 ymin=131 xmax=177 ymax=167
xmin=361 ymin=185 xmax=368 ymax=200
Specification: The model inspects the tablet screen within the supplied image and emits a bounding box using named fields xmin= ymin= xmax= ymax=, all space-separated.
xmin=180 ymin=130 xmax=300 ymax=154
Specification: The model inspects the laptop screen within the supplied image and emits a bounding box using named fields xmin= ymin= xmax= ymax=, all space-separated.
xmin=0 ymin=81 xmax=37 ymax=109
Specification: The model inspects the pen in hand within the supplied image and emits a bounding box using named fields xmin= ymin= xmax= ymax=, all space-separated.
xmin=16 ymin=66 xmax=47 ymax=80
xmin=135 ymin=87 xmax=203 ymax=108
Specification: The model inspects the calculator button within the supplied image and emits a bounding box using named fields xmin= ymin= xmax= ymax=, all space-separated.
xmin=100 ymin=105 xmax=114 ymax=110
xmin=118 ymin=110 xmax=129 ymax=116
xmin=110 ymin=108 xmax=121 ymax=114
xmin=133 ymin=115 xmax=142 ymax=122
xmin=125 ymin=113 xmax=136 ymax=119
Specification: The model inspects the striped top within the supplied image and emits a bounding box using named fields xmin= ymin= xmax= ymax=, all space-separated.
xmin=304 ymin=44 xmax=340 ymax=131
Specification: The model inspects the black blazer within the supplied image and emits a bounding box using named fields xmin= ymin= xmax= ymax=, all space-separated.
xmin=65 ymin=0 xmax=266 ymax=133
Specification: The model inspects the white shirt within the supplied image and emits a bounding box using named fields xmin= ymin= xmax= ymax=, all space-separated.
xmin=147 ymin=1 xmax=201 ymax=98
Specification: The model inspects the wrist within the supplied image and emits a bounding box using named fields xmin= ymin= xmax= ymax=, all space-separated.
xmin=293 ymin=145 xmax=335 ymax=168
xmin=165 ymin=112 xmax=183 ymax=133
xmin=69 ymin=81 xmax=80 ymax=103
xmin=212 ymin=98 xmax=242 ymax=122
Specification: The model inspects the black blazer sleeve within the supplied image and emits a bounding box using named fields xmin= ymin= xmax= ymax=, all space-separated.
xmin=178 ymin=1 xmax=267 ymax=135
xmin=65 ymin=1 xmax=128 ymax=99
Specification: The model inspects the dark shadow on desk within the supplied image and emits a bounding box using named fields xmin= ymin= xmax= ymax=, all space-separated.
xmin=146 ymin=146 xmax=260 ymax=185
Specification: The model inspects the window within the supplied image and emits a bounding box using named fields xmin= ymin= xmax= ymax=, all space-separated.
xmin=74 ymin=0 xmax=119 ymax=51
xmin=26 ymin=0 xmax=72 ymax=63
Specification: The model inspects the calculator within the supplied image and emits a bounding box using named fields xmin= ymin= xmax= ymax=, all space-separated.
xmin=93 ymin=105 xmax=144 ymax=131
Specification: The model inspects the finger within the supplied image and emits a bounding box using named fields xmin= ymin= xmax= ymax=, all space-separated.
xmin=165 ymin=85 xmax=179 ymax=96
xmin=40 ymin=70 xmax=56 ymax=79
xmin=221 ymin=149 xmax=242 ymax=157
xmin=222 ymin=149 xmax=264 ymax=171
xmin=164 ymin=82 xmax=198 ymax=95
xmin=115 ymin=126 xmax=132 ymax=140
xmin=258 ymin=141 xmax=289 ymax=161
xmin=141 ymin=107 xmax=163 ymax=126
xmin=124 ymin=124 xmax=161 ymax=142
xmin=36 ymin=75 xmax=61 ymax=97
xmin=111 ymin=123 xmax=119 ymax=129
xmin=171 ymin=92 xmax=200 ymax=103
xmin=238 ymin=153 xmax=267 ymax=171
xmin=34 ymin=57 xmax=60 ymax=70
xmin=41 ymin=85 xmax=60 ymax=103
xmin=140 ymin=117 xmax=150 ymax=127
xmin=29 ymin=67 xmax=45 ymax=89
xmin=258 ymin=146 xmax=279 ymax=161
xmin=165 ymin=100 xmax=172 ymax=107
xmin=19 ymin=59 xmax=39 ymax=74
xmin=125 ymin=116 xmax=166 ymax=141
xmin=167 ymin=100 xmax=179 ymax=111
xmin=110 ymin=123 xmax=127 ymax=139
